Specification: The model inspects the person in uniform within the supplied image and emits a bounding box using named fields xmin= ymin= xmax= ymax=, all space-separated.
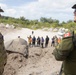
xmin=53 ymin=31 xmax=76 ymax=75
xmin=0 ymin=32 xmax=7 ymax=75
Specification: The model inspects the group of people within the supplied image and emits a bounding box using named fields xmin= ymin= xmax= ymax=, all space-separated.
xmin=27 ymin=35 xmax=49 ymax=48
xmin=51 ymin=35 xmax=61 ymax=47
xmin=28 ymin=34 xmax=62 ymax=48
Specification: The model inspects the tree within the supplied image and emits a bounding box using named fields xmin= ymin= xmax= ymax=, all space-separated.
xmin=20 ymin=16 xmax=25 ymax=21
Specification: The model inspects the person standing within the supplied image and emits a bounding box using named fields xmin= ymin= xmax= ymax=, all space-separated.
xmin=51 ymin=36 xmax=55 ymax=47
xmin=54 ymin=35 xmax=58 ymax=46
xmin=0 ymin=32 xmax=7 ymax=75
xmin=28 ymin=35 xmax=32 ymax=47
xmin=53 ymin=32 xmax=76 ymax=75
xmin=32 ymin=31 xmax=34 ymax=35
xmin=37 ymin=36 xmax=40 ymax=46
xmin=45 ymin=35 xmax=49 ymax=47
xmin=58 ymin=37 xmax=61 ymax=44
xmin=40 ymin=37 xmax=44 ymax=48
xmin=32 ymin=36 xmax=36 ymax=47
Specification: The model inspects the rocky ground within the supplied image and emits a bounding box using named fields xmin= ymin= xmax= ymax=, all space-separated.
xmin=0 ymin=27 xmax=62 ymax=75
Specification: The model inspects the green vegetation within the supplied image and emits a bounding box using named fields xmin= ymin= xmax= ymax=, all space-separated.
xmin=0 ymin=16 xmax=76 ymax=31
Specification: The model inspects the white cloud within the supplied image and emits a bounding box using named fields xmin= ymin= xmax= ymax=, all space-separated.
xmin=5 ymin=9 xmax=16 ymax=16
xmin=0 ymin=3 xmax=7 ymax=8
xmin=0 ymin=0 xmax=76 ymax=22
xmin=0 ymin=3 xmax=16 ymax=17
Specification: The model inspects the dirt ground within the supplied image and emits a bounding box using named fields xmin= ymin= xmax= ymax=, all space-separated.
xmin=0 ymin=27 xmax=62 ymax=75
xmin=4 ymin=44 xmax=62 ymax=75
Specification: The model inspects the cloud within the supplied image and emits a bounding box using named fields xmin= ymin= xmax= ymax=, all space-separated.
xmin=0 ymin=0 xmax=76 ymax=22
xmin=0 ymin=3 xmax=16 ymax=17
xmin=0 ymin=3 xmax=7 ymax=8
xmin=5 ymin=9 xmax=16 ymax=16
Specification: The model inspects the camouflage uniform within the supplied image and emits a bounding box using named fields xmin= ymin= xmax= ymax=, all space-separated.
xmin=0 ymin=33 xmax=7 ymax=75
xmin=53 ymin=32 xmax=76 ymax=75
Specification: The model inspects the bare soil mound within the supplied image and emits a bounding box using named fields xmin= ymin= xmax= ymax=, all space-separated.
xmin=3 ymin=53 xmax=27 ymax=75
xmin=3 ymin=44 xmax=62 ymax=75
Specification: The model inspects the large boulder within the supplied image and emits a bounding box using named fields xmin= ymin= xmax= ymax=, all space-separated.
xmin=5 ymin=36 xmax=29 ymax=57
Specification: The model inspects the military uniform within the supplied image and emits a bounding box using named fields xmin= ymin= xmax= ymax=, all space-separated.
xmin=0 ymin=33 xmax=7 ymax=75
xmin=53 ymin=32 xmax=76 ymax=75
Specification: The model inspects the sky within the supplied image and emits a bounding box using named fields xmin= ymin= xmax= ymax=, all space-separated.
xmin=0 ymin=0 xmax=76 ymax=23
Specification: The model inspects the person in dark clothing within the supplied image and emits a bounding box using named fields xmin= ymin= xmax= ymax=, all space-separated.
xmin=40 ymin=37 xmax=44 ymax=48
xmin=37 ymin=36 xmax=40 ymax=46
xmin=45 ymin=35 xmax=49 ymax=47
xmin=0 ymin=32 xmax=7 ymax=75
xmin=32 ymin=36 xmax=36 ymax=47
xmin=51 ymin=36 xmax=55 ymax=47
xmin=32 ymin=31 xmax=34 ymax=35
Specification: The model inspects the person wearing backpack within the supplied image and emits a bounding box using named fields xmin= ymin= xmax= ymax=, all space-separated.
xmin=53 ymin=31 xmax=76 ymax=75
